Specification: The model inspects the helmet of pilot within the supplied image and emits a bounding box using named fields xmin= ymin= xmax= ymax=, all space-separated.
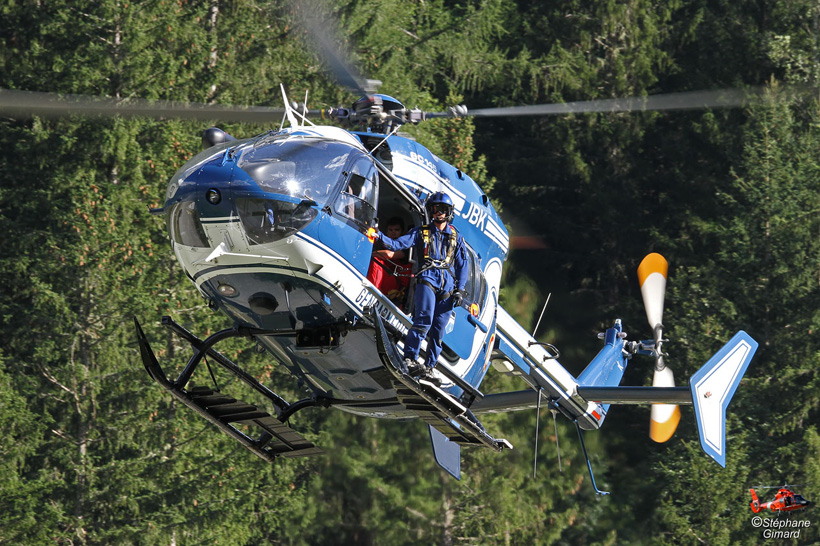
xmin=425 ymin=191 xmax=455 ymax=223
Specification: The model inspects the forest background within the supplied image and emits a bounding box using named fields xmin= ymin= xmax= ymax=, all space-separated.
xmin=1 ymin=1 xmax=819 ymax=544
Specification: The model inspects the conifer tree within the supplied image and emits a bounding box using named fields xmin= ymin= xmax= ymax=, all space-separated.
xmin=651 ymin=88 xmax=820 ymax=545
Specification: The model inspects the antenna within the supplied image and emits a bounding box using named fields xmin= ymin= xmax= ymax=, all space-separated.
xmin=291 ymin=104 xmax=316 ymax=127
xmin=531 ymin=293 xmax=563 ymax=478
xmin=531 ymin=293 xmax=551 ymax=337
xmin=368 ymin=125 xmax=400 ymax=158
xmin=551 ymin=408 xmax=562 ymax=472
xmin=303 ymin=90 xmax=309 ymax=126
xmin=533 ymin=390 xmax=563 ymax=477
xmin=533 ymin=388 xmax=543 ymax=478
xmin=279 ymin=84 xmax=299 ymax=128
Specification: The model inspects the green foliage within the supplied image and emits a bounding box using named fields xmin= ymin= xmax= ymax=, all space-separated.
xmin=649 ymin=89 xmax=820 ymax=544
xmin=1 ymin=1 xmax=819 ymax=544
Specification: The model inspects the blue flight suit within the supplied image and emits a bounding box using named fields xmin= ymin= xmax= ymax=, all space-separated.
xmin=377 ymin=223 xmax=468 ymax=369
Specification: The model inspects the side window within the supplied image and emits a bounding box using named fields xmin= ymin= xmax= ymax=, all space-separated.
xmin=334 ymin=156 xmax=378 ymax=228
xmin=168 ymin=200 xmax=209 ymax=248
xmin=461 ymin=243 xmax=487 ymax=307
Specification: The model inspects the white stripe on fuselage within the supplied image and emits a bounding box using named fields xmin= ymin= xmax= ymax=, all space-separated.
xmin=183 ymin=226 xmax=499 ymax=387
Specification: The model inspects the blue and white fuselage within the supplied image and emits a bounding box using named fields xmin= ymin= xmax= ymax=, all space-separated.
xmin=165 ymin=125 xmax=509 ymax=416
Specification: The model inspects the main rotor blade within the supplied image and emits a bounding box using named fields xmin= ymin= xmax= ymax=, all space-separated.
xmin=290 ymin=1 xmax=380 ymax=97
xmin=429 ymin=88 xmax=767 ymax=119
xmin=0 ymin=89 xmax=287 ymax=123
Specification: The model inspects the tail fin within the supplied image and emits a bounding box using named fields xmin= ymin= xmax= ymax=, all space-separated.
xmin=749 ymin=488 xmax=761 ymax=513
xmin=690 ymin=331 xmax=758 ymax=467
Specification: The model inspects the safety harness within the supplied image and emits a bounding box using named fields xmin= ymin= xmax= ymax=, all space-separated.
xmin=415 ymin=224 xmax=459 ymax=300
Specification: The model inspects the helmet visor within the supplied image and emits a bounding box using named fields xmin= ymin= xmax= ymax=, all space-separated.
xmin=428 ymin=203 xmax=452 ymax=216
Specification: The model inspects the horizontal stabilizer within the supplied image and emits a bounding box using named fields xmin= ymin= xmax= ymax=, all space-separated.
xmin=575 ymin=386 xmax=692 ymax=404
xmin=690 ymin=331 xmax=758 ymax=467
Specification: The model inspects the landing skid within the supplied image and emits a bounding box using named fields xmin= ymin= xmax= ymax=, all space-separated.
xmin=135 ymin=316 xmax=323 ymax=461
xmin=369 ymin=308 xmax=512 ymax=452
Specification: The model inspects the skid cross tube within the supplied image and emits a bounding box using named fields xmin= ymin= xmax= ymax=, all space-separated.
xmin=174 ymin=325 xmax=241 ymax=388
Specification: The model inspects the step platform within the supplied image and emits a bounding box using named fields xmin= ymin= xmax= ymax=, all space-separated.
xmin=136 ymin=317 xmax=322 ymax=462
xmin=185 ymin=385 xmax=323 ymax=460
xmin=369 ymin=308 xmax=512 ymax=452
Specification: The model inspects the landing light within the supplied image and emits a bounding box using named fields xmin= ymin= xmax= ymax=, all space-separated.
xmin=217 ymin=283 xmax=237 ymax=297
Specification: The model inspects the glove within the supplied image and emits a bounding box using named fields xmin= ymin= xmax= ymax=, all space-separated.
xmin=451 ymin=290 xmax=464 ymax=308
xmin=366 ymin=227 xmax=379 ymax=243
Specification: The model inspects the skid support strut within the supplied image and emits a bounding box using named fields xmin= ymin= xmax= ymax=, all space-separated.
xmin=135 ymin=316 xmax=323 ymax=461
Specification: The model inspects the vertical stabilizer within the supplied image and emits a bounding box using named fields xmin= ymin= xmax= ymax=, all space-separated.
xmin=690 ymin=331 xmax=758 ymax=467
xmin=749 ymin=489 xmax=762 ymax=513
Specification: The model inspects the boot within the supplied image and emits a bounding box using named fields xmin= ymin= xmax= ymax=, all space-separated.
xmin=417 ymin=366 xmax=442 ymax=387
xmin=405 ymin=359 xmax=424 ymax=377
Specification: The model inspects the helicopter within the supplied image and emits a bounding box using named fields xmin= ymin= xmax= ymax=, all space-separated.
xmin=119 ymin=83 xmax=759 ymax=492
xmin=0 ymin=14 xmax=761 ymax=494
xmin=750 ymin=486 xmax=812 ymax=514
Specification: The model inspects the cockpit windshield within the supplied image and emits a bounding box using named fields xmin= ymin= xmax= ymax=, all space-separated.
xmin=236 ymin=135 xmax=356 ymax=206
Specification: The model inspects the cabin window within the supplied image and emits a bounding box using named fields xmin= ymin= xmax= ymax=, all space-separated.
xmin=334 ymin=155 xmax=378 ymax=228
xmin=236 ymin=136 xmax=354 ymax=207
xmin=461 ymin=242 xmax=487 ymax=307
xmin=169 ymin=200 xmax=209 ymax=248
xmin=236 ymin=197 xmax=318 ymax=245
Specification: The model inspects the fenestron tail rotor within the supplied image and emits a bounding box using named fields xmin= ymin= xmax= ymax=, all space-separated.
xmin=637 ymin=253 xmax=681 ymax=443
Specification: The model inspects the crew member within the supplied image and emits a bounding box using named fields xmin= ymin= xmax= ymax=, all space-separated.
xmin=370 ymin=192 xmax=467 ymax=385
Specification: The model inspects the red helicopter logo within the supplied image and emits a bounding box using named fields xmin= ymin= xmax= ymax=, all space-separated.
xmin=750 ymin=486 xmax=812 ymax=514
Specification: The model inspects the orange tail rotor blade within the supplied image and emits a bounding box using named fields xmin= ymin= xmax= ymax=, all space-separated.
xmin=638 ymin=253 xmax=668 ymax=333
xmin=649 ymin=366 xmax=680 ymax=443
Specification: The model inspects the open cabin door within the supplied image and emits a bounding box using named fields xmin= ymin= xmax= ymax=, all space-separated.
xmin=319 ymin=152 xmax=379 ymax=274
